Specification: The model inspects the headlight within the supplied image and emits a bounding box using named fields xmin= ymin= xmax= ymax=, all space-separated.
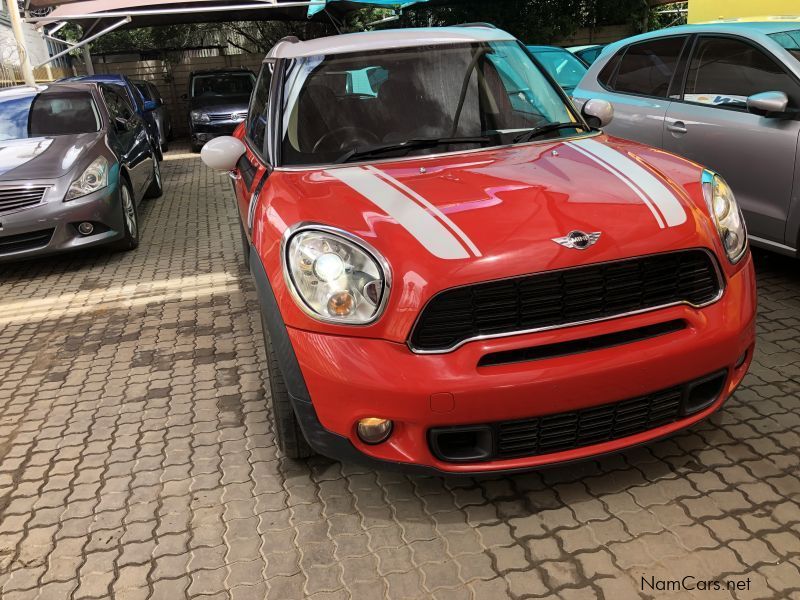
xmin=65 ymin=157 xmax=109 ymax=201
xmin=702 ymin=171 xmax=747 ymax=263
xmin=283 ymin=226 xmax=390 ymax=325
xmin=191 ymin=110 xmax=210 ymax=123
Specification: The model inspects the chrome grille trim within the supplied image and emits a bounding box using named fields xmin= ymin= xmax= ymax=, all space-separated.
xmin=0 ymin=185 xmax=49 ymax=214
xmin=408 ymin=249 xmax=726 ymax=354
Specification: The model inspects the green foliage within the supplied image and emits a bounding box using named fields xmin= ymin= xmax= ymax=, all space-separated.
xmin=396 ymin=0 xmax=649 ymax=43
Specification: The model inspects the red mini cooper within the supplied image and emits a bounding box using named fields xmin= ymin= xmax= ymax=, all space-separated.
xmin=202 ymin=25 xmax=756 ymax=474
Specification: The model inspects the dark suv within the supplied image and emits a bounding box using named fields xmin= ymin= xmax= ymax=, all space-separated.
xmin=186 ymin=68 xmax=255 ymax=152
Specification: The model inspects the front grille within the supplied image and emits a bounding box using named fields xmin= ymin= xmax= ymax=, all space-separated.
xmin=0 ymin=228 xmax=54 ymax=255
xmin=0 ymin=185 xmax=48 ymax=214
xmin=208 ymin=113 xmax=234 ymax=122
xmin=410 ymin=250 xmax=722 ymax=352
xmin=428 ymin=370 xmax=728 ymax=462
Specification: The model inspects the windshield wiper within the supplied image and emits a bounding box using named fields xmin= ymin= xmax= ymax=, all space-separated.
xmin=513 ymin=122 xmax=585 ymax=144
xmin=335 ymin=136 xmax=492 ymax=164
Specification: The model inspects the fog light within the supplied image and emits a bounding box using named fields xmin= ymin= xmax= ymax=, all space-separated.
xmin=356 ymin=418 xmax=393 ymax=444
xmin=78 ymin=222 xmax=94 ymax=236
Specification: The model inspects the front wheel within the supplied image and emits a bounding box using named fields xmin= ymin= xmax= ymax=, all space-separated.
xmin=261 ymin=313 xmax=314 ymax=459
xmin=113 ymin=179 xmax=139 ymax=251
xmin=144 ymin=156 xmax=163 ymax=199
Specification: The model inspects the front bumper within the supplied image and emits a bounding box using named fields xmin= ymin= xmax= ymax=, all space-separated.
xmin=283 ymin=254 xmax=757 ymax=474
xmin=190 ymin=121 xmax=244 ymax=144
xmin=0 ymin=184 xmax=124 ymax=263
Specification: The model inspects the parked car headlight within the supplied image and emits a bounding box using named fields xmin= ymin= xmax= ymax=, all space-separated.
xmin=65 ymin=157 xmax=109 ymax=201
xmin=191 ymin=110 xmax=210 ymax=123
xmin=701 ymin=170 xmax=747 ymax=263
xmin=284 ymin=227 xmax=390 ymax=324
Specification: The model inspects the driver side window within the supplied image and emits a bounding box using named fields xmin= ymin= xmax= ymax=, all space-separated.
xmin=247 ymin=61 xmax=274 ymax=159
xmin=683 ymin=36 xmax=799 ymax=109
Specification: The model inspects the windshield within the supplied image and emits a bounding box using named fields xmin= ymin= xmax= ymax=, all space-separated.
xmin=770 ymin=28 xmax=800 ymax=61
xmin=0 ymin=91 xmax=101 ymax=141
xmin=527 ymin=48 xmax=588 ymax=91
xmin=279 ymin=41 xmax=584 ymax=166
xmin=191 ymin=73 xmax=255 ymax=98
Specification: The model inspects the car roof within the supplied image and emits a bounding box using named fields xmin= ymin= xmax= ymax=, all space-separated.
xmin=0 ymin=81 xmax=98 ymax=97
xmin=566 ymin=44 xmax=603 ymax=51
xmin=606 ymin=19 xmax=800 ymax=51
xmin=190 ymin=68 xmax=253 ymax=76
xmin=266 ymin=26 xmax=516 ymax=60
xmin=66 ymin=74 xmax=129 ymax=84
xmin=526 ymin=45 xmax=571 ymax=53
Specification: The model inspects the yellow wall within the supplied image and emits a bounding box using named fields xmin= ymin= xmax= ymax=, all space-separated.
xmin=689 ymin=0 xmax=800 ymax=23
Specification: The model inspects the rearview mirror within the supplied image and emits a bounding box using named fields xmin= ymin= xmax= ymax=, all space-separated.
xmin=747 ymin=91 xmax=789 ymax=117
xmin=581 ymin=99 xmax=614 ymax=128
xmin=143 ymin=99 xmax=158 ymax=112
xmin=201 ymin=136 xmax=246 ymax=172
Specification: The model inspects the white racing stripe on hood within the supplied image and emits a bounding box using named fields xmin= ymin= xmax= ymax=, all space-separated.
xmin=365 ymin=166 xmax=483 ymax=257
xmin=568 ymin=142 xmax=666 ymax=229
xmin=570 ymin=138 xmax=687 ymax=228
xmin=326 ymin=166 xmax=471 ymax=260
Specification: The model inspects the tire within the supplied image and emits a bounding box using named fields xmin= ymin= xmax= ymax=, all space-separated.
xmin=144 ymin=156 xmax=163 ymax=199
xmin=114 ymin=179 xmax=139 ymax=251
xmin=191 ymin=141 xmax=202 ymax=153
xmin=261 ymin=312 xmax=314 ymax=459
xmin=161 ymin=141 xmax=169 ymax=153
xmin=240 ymin=221 xmax=250 ymax=270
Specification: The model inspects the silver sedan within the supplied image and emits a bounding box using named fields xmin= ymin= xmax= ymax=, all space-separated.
xmin=573 ymin=20 xmax=800 ymax=257
xmin=0 ymin=81 xmax=162 ymax=262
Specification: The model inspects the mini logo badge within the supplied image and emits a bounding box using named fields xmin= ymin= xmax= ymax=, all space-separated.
xmin=552 ymin=230 xmax=602 ymax=250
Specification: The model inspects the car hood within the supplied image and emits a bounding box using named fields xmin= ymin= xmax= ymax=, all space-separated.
xmin=0 ymin=133 xmax=106 ymax=181
xmin=265 ymin=134 xmax=722 ymax=339
xmin=190 ymin=95 xmax=250 ymax=113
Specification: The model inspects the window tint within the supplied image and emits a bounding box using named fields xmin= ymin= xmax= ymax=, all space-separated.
xmin=192 ymin=73 xmax=255 ymax=97
xmin=769 ymin=28 xmax=800 ymax=61
xmin=134 ymin=82 xmax=152 ymax=100
xmin=148 ymin=83 xmax=163 ymax=104
xmin=0 ymin=92 xmax=100 ymax=140
xmin=246 ymin=62 xmax=274 ymax=156
xmin=684 ymin=36 xmax=798 ymax=108
xmin=280 ymin=41 xmax=578 ymax=166
xmin=613 ymin=36 xmax=686 ymax=97
xmin=103 ymin=88 xmax=134 ymax=122
xmin=597 ymin=51 xmax=621 ymax=87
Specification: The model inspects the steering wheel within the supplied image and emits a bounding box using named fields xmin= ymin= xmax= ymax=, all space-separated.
xmin=312 ymin=126 xmax=380 ymax=154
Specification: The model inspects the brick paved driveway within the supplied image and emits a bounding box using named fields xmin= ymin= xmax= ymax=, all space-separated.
xmin=1 ymin=145 xmax=798 ymax=600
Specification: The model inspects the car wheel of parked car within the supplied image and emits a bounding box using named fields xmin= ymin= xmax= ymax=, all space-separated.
xmin=191 ymin=141 xmax=202 ymax=153
xmin=114 ymin=180 xmax=140 ymax=251
xmin=261 ymin=312 xmax=314 ymax=459
xmin=144 ymin=156 xmax=163 ymax=199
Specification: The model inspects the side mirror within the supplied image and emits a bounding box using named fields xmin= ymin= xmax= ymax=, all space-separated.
xmin=747 ymin=91 xmax=789 ymax=117
xmin=582 ymin=98 xmax=614 ymax=128
xmin=201 ymin=136 xmax=246 ymax=172
xmin=143 ymin=99 xmax=158 ymax=112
